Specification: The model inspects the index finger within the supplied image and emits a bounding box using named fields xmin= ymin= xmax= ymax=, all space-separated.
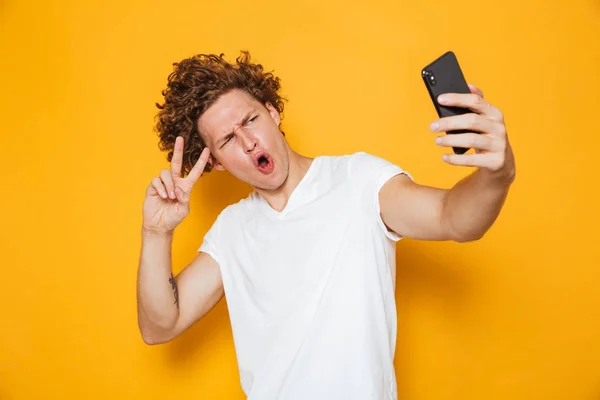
xmin=438 ymin=92 xmax=501 ymax=121
xmin=186 ymin=146 xmax=211 ymax=184
xmin=468 ymin=83 xmax=484 ymax=98
xmin=171 ymin=136 xmax=184 ymax=177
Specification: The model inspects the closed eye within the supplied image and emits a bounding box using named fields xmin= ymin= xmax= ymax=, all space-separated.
xmin=220 ymin=115 xmax=257 ymax=148
xmin=220 ymin=134 xmax=234 ymax=148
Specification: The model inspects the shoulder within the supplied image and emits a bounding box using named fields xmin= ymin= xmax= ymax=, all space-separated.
xmin=315 ymin=151 xmax=390 ymax=174
xmin=200 ymin=193 xmax=257 ymax=250
xmin=348 ymin=151 xmax=397 ymax=170
xmin=216 ymin=191 xmax=259 ymax=221
xmin=341 ymin=151 xmax=412 ymax=185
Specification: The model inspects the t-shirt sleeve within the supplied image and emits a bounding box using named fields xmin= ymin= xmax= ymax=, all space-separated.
xmin=197 ymin=211 xmax=223 ymax=265
xmin=349 ymin=151 xmax=414 ymax=241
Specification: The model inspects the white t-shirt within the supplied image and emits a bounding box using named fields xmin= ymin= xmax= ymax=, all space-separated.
xmin=199 ymin=151 xmax=412 ymax=400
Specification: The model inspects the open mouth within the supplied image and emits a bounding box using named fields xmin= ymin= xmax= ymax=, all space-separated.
xmin=254 ymin=152 xmax=275 ymax=174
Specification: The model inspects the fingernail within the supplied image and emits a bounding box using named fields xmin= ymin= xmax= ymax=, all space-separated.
xmin=435 ymin=137 xmax=442 ymax=145
xmin=170 ymin=191 xmax=175 ymax=198
xmin=442 ymin=154 xmax=449 ymax=161
xmin=438 ymin=95 xmax=447 ymax=104
xmin=430 ymin=122 xmax=439 ymax=131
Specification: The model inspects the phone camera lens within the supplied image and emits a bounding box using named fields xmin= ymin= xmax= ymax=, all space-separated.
xmin=423 ymin=70 xmax=436 ymax=86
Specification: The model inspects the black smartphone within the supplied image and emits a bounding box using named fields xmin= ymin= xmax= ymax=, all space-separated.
xmin=421 ymin=51 xmax=474 ymax=154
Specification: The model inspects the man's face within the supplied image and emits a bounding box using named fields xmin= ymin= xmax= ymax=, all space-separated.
xmin=198 ymin=89 xmax=290 ymax=191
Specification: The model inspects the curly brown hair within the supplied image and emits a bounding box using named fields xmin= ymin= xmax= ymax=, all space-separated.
xmin=154 ymin=50 xmax=287 ymax=176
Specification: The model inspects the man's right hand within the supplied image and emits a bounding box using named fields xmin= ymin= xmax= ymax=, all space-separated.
xmin=142 ymin=136 xmax=211 ymax=234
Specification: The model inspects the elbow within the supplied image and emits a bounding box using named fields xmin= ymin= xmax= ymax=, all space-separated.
xmin=140 ymin=329 xmax=172 ymax=346
xmin=141 ymin=334 xmax=159 ymax=346
xmin=138 ymin=318 xmax=177 ymax=346
xmin=136 ymin=305 xmax=179 ymax=346
xmin=442 ymin=212 xmax=486 ymax=244
xmin=452 ymin=230 xmax=485 ymax=243
xmin=142 ymin=335 xmax=163 ymax=346
xmin=454 ymin=235 xmax=482 ymax=243
xmin=447 ymin=223 xmax=486 ymax=243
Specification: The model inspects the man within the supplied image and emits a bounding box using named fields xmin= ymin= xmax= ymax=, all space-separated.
xmin=137 ymin=51 xmax=515 ymax=399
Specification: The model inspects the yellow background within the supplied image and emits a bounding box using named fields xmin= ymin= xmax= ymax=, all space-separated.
xmin=1 ymin=0 xmax=599 ymax=398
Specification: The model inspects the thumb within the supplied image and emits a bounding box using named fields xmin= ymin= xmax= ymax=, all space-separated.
xmin=175 ymin=186 xmax=191 ymax=204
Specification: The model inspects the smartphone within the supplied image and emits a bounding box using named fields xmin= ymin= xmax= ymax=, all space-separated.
xmin=421 ymin=51 xmax=474 ymax=154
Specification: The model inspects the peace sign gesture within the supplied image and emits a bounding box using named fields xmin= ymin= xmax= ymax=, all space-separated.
xmin=142 ymin=136 xmax=211 ymax=234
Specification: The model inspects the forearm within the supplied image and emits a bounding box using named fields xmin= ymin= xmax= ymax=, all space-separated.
xmin=136 ymin=228 xmax=180 ymax=336
xmin=442 ymin=167 xmax=514 ymax=242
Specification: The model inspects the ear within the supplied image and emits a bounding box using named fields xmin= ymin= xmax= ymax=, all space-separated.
xmin=265 ymin=102 xmax=281 ymax=127
xmin=208 ymin=154 xmax=226 ymax=171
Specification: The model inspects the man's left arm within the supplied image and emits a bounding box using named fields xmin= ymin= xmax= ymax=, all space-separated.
xmin=379 ymin=84 xmax=516 ymax=242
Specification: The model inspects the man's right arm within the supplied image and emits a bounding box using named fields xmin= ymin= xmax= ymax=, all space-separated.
xmin=136 ymin=228 xmax=224 ymax=345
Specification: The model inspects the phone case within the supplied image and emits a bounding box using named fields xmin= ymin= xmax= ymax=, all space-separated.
xmin=422 ymin=51 xmax=473 ymax=154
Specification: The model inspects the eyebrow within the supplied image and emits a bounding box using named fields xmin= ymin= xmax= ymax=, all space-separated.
xmin=216 ymin=109 xmax=255 ymax=146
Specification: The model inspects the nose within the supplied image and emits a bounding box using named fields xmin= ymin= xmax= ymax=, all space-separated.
xmin=239 ymin=129 xmax=258 ymax=153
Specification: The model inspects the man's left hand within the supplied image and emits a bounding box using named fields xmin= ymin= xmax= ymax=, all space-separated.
xmin=430 ymin=84 xmax=516 ymax=183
